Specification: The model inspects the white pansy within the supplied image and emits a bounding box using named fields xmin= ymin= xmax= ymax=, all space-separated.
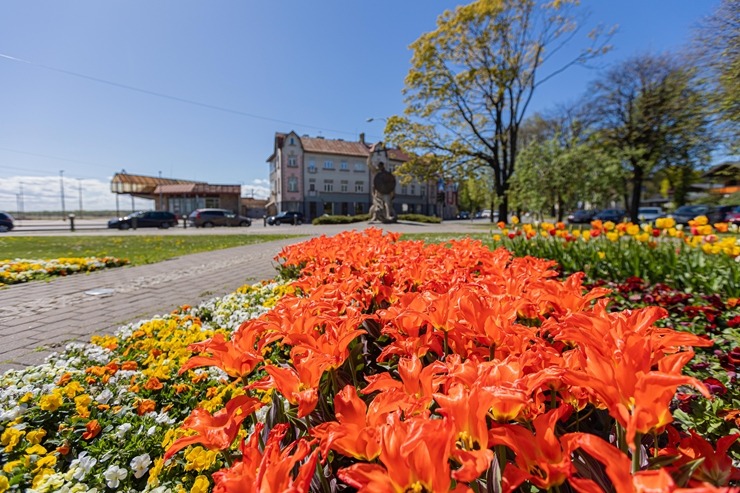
xmin=103 ymin=464 xmax=128 ymax=488
xmin=115 ymin=422 xmax=132 ymax=439
xmin=70 ymin=452 xmax=97 ymax=481
xmin=130 ymin=453 xmax=152 ymax=479
xmin=95 ymin=388 xmax=113 ymax=404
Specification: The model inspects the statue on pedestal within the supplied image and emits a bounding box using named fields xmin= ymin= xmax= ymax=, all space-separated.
xmin=368 ymin=162 xmax=396 ymax=223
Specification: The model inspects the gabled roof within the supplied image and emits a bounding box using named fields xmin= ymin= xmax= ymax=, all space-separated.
xmin=300 ymin=136 xmax=370 ymax=157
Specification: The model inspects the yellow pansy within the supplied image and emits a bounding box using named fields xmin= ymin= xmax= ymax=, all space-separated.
xmin=191 ymin=475 xmax=210 ymax=493
xmin=3 ymin=460 xmax=22 ymax=474
xmin=34 ymin=455 xmax=57 ymax=472
xmin=38 ymin=393 xmax=63 ymax=412
xmin=582 ymin=231 xmax=591 ymax=241
xmin=26 ymin=429 xmax=46 ymax=445
xmin=1 ymin=427 xmax=24 ymax=452
xmin=0 ymin=474 xmax=9 ymax=493
xmin=606 ymin=232 xmax=619 ymax=242
xmin=184 ymin=446 xmax=219 ymax=472
xmin=62 ymin=381 xmax=84 ymax=398
xmin=603 ymin=221 xmax=615 ymax=231
xmin=147 ymin=458 xmax=165 ymax=486
xmin=25 ymin=444 xmax=47 ymax=456
xmin=597 ymin=252 xmax=606 ymax=259
xmin=626 ymin=224 xmax=640 ymax=236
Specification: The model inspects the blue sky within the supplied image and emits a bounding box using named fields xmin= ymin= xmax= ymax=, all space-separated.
xmin=0 ymin=0 xmax=720 ymax=211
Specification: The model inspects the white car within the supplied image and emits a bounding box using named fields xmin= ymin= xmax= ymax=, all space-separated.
xmin=638 ymin=207 xmax=663 ymax=222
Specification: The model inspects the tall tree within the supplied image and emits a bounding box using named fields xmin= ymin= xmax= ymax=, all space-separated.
xmin=587 ymin=53 xmax=714 ymax=222
xmin=385 ymin=0 xmax=611 ymax=222
xmin=693 ymin=0 xmax=740 ymax=152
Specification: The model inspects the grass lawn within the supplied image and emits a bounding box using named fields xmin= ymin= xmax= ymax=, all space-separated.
xmin=0 ymin=234 xmax=302 ymax=265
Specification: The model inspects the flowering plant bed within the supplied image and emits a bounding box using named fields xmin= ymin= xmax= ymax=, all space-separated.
xmin=0 ymin=257 xmax=129 ymax=286
xmin=1 ymin=229 xmax=738 ymax=492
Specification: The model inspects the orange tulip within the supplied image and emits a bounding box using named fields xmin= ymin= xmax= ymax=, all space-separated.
xmin=179 ymin=331 xmax=264 ymax=379
xmin=212 ymin=423 xmax=318 ymax=493
xmin=489 ymin=406 xmax=576 ymax=491
xmin=338 ymin=414 xmax=466 ymax=493
xmin=311 ymin=385 xmax=390 ymax=461
xmin=164 ymin=394 xmax=262 ymax=461
xmin=434 ymin=383 xmax=495 ymax=482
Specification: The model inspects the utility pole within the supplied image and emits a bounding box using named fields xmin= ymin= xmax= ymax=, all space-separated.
xmin=158 ymin=170 xmax=163 ymax=210
xmin=60 ymin=170 xmax=66 ymax=220
xmin=19 ymin=182 xmax=24 ymax=220
xmin=78 ymin=179 xmax=83 ymax=218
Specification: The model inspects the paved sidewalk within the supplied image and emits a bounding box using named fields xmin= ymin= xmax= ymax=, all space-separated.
xmin=0 ymin=221 xmax=490 ymax=373
xmin=0 ymin=237 xmax=307 ymax=373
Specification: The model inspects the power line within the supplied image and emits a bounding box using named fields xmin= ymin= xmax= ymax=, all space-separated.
xmin=0 ymin=52 xmax=363 ymax=138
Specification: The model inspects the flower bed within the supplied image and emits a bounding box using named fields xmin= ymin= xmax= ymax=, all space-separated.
xmin=489 ymin=217 xmax=740 ymax=296
xmin=1 ymin=229 xmax=738 ymax=492
xmin=0 ymin=257 xmax=129 ymax=286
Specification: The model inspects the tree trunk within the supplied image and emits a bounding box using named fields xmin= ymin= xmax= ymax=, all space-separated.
xmin=630 ymin=164 xmax=643 ymax=223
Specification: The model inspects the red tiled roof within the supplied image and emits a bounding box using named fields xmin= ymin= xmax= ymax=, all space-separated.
xmin=301 ymin=136 xmax=370 ymax=157
xmin=387 ymin=148 xmax=412 ymax=162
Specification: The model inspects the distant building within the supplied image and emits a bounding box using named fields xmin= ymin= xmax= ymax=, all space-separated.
xmin=110 ymin=172 xmax=241 ymax=216
xmin=266 ymin=132 xmax=440 ymax=220
xmin=240 ymin=197 xmax=269 ymax=219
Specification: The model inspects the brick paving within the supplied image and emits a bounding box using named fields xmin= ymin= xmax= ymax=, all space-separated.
xmin=0 ymin=220 xmax=488 ymax=373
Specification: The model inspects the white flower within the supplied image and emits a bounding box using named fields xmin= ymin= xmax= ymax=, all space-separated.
xmin=115 ymin=423 xmax=132 ymax=439
xmin=103 ymin=464 xmax=128 ymax=489
xmin=147 ymin=425 xmax=157 ymax=436
xmin=70 ymin=452 xmax=97 ymax=481
xmin=96 ymin=388 xmax=113 ymax=405
xmin=130 ymin=453 xmax=152 ymax=479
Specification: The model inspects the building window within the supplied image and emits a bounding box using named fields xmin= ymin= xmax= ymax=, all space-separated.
xmin=205 ymin=197 xmax=219 ymax=208
xmin=401 ymin=185 xmax=408 ymax=195
xmin=340 ymin=161 xmax=348 ymax=171
xmin=324 ymin=179 xmax=334 ymax=192
xmin=410 ymin=184 xmax=416 ymax=195
xmin=288 ymin=156 xmax=297 ymax=167
xmin=308 ymin=160 xmax=317 ymax=173
xmin=288 ymin=176 xmax=298 ymax=192
xmin=324 ymin=160 xmax=334 ymax=169
xmin=355 ymin=181 xmax=364 ymax=193
xmin=308 ymin=178 xmax=316 ymax=192
xmin=290 ymin=137 xmax=295 ymax=145
xmin=340 ymin=180 xmax=348 ymax=192
xmin=354 ymin=162 xmax=364 ymax=172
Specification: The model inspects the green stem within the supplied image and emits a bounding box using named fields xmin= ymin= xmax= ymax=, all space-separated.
xmin=443 ymin=330 xmax=449 ymax=358
xmin=616 ymin=422 xmax=628 ymax=455
xmin=632 ymin=433 xmax=642 ymax=473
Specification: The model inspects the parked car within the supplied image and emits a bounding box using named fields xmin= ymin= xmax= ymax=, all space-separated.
xmin=724 ymin=206 xmax=740 ymax=225
xmin=637 ymin=207 xmax=663 ymax=223
xmin=108 ymin=211 xmax=178 ymax=230
xmin=188 ymin=208 xmax=252 ymax=228
xmin=714 ymin=204 xmax=738 ymax=222
xmin=0 ymin=212 xmax=14 ymax=232
xmin=666 ymin=205 xmax=725 ymax=226
xmin=567 ymin=209 xmax=599 ymax=224
xmin=456 ymin=211 xmax=471 ymax=220
xmin=593 ymin=209 xmax=627 ymax=223
xmin=267 ymin=211 xmax=305 ymax=225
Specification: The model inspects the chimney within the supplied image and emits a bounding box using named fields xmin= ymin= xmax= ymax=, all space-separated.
xmin=359 ymin=132 xmax=366 ymax=145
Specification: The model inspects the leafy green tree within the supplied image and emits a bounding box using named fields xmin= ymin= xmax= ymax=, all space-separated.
xmin=693 ymin=0 xmax=739 ymax=152
xmin=587 ymin=53 xmax=714 ymax=222
xmin=385 ymin=0 xmax=611 ymax=222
